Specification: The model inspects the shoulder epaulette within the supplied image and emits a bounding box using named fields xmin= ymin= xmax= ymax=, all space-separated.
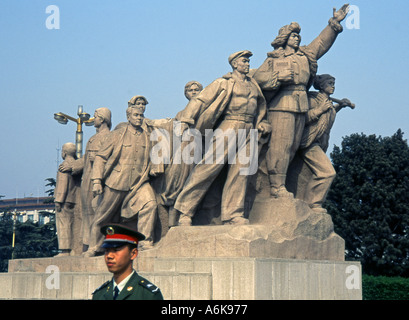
xmin=92 ymin=280 xmax=110 ymax=295
xmin=138 ymin=279 xmax=160 ymax=294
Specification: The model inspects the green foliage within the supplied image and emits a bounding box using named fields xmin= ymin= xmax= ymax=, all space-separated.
xmin=0 ymin=211 xmax=58 ymax=272
xmin=0 ymin=212 xmax=14 ymax=272
xmin=326 ymin=129 xmax=409 ymax=277
xmin=363 ymin=274 xmax=409 ymax=300
xmin=12 ymin=220 xmax=58 ymax=259
xmin=45 ymin=177 xmax=56 ymax=198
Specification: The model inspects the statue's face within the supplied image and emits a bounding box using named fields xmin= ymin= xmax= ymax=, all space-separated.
xmin=127 ymin=108 xmax=144 ymax=128
xmin=185 ymin=84 xmax=201 ymax=100
xmin=93 ymin=112 xmax=103 ymax=128
xmin=134 ymin=98 xmax=147 ymax=108
xmin=286 ymin=32 xmax=301 ymax=49
xmin=233 ymin=57 xmax=250 ymax=75
xmin=322 ymin=79 xmax=335 ymax=95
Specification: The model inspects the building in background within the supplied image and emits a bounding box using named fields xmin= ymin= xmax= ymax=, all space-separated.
xmin=0 ymin=197 xmax=54 ymax=225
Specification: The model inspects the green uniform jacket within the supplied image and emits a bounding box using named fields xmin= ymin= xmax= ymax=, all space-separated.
xmin=92 ymin=272 xmax=164 ymax=300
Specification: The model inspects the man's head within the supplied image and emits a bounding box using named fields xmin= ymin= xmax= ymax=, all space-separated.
xmin=104 ymin=244 xmax=138 ymax=276
xmin=61 ymin=142 xmax=76 ymax=160
xmin=126 ymin=106 xmax=145 ymax=128
xmin=228 ymin=50 xmax=253 ymax=74
xmin=94 ymin=107 xmax=112 ymax=129
xmin=313 ymin=74 xmax=336 ymax=95
xmin=271 ymin=22 xmax=302 ymax=50
xmin=286 ymin=32 xmax=301 ymax=50
xmin=100 ymin=224 xmax=146 ymax=275
xmin=184 ymin=81 xmax=203 ymax=100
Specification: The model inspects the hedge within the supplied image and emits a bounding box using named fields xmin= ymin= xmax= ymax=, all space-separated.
xmin=363 ymin=274 xmax=409 ymax=300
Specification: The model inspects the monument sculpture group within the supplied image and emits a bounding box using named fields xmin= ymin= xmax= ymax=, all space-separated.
xmin=54 ymin=5 xmax=355 ymax=259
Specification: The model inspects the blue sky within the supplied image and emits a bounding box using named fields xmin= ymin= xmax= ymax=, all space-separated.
xmin=1 ymin=0 xmax=408 ymax=199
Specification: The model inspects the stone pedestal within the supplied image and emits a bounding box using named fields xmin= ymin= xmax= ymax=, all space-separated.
xmin=1 ymin=255 xmax=361 ymax=300
xmin=1 ymin=196 xmax=360 ymax=300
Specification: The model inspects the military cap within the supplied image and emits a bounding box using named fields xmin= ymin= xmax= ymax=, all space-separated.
xmin=228 ymin=50 xmax=253 ymax=65
xmin=100 ymin=223 xmax=146 ymax=248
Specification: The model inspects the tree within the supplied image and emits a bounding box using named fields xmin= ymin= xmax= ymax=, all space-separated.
xmin=44 ymin=177 xmax=56 ymax=204
xmin=12 ymin=220 xmax=58 ymax=259
xmin=0 ymin=210 xmax=58 ymax=272
xmin=326 ymin=129 xmax=409 ymax=277
xmin=45 ymin=177 xmax=56 ymax=197
xmin=0 ymin=211 xmax=14 ymax=272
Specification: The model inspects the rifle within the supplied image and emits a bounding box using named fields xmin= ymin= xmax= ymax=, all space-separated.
xmin=330 ymin=97 xmax=355 ymax=109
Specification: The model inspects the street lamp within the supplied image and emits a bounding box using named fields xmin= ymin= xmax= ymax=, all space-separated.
xmin=54 ymin=105 xmax=94 ymax=159
xmin=11 ymin=210 xmax=17 ymax=259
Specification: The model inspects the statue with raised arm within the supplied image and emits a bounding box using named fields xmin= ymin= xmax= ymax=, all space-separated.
xmin=253 ymin=4 xmax=350 ymax=199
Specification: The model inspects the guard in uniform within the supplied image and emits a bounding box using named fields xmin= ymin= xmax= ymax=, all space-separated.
xmin=92 ymin=224 xmax=164 ymax=300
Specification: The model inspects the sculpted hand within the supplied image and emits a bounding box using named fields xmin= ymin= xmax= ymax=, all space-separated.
xmin=150 ymin=166 xmax=163 ymax=177
xmin=278 ymin=69 xmax=294 ymax=82
xmin=258 ymin=122 xmax=272 ymax=135
xmin=175 ymin=122 xmax=189 ymax=137
xmin=92 ymin=182 xmax=103 ymax=197
xmin=333 ymin=4 xmax=350 ymax=22
xmin=59 ymin=162 xmax=72 ymax=173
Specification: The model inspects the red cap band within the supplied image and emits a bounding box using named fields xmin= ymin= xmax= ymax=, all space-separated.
xmin=105 ymin=234 xmax=138 ymax=244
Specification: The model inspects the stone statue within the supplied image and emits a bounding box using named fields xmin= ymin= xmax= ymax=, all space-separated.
xmin=83 ymin=101 xmax=162 ymax=256
xmin=157 ymin=80 xmax=204 ymax=227
xmin=173 ymin=50 xmax=271 ymax=226
xmin=112 ymin=95 xmax=151 ymax=131
xmin=287 ymin=74 xmax=355 ymax=212
xmin=59 ymin=108 xmax=112 ymax=251
xmin=253 ymin=4 xmax=350 ymax=199
xmin=184 ymin=81 xmax=203 ymax=101
xmin=54 ymin=142 xmax=81 ymax=256
xmin=45 ymin=5 xmax=355 ymax=267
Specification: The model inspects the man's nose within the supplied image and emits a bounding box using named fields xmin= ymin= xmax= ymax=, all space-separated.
xmin=105 ymin=250 xmax=114 ymax=258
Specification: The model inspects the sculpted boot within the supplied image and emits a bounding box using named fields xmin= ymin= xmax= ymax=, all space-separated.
xmin=178 ymin=214 xmax=192 ymax=226
xmin=223 ymin=216 xmax=249 ymax=225
xmin=269 ymin=173 xmax=294 ymax=199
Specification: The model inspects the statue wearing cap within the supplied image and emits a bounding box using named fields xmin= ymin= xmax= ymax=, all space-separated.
xmin=84 ymin=102 xmax=161 ymax=256
xmin=172 ymin=50 xmax=271 ymax=226
xmin=92 ymin=223 xmax=163 ymax=300
xmin=252 ymin=4 xmax=350 ymax=199
xmin=59 ymin=107 xmax=112 ymax=251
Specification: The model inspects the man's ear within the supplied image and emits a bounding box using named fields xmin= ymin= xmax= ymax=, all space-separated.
xmin=130 ymin=247 xmax=138 ymax=260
